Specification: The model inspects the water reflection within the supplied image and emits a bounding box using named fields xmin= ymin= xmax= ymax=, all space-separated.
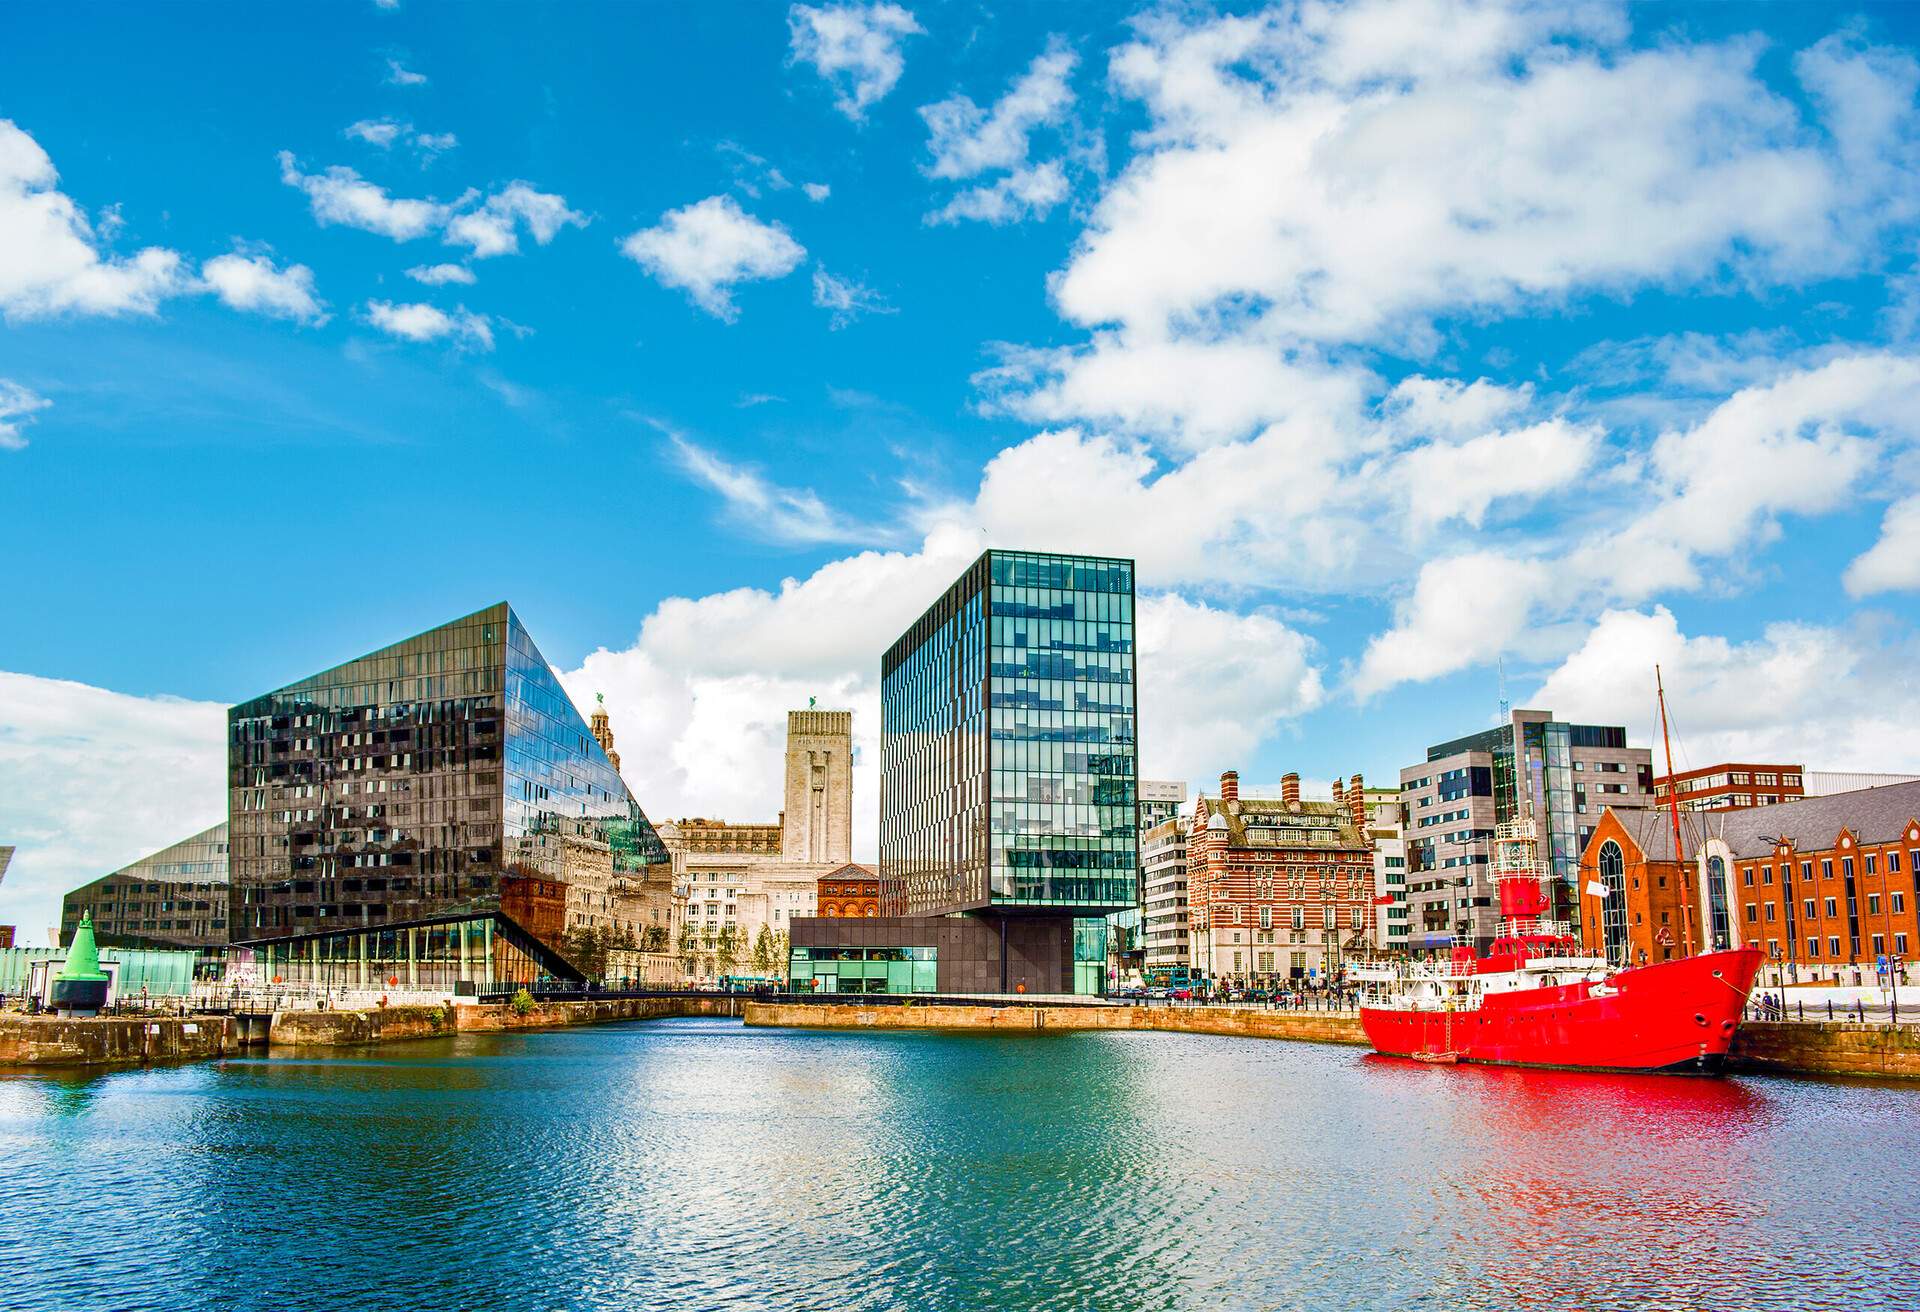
xmin=1 ymin=1022 xmax=1917 ymax=1312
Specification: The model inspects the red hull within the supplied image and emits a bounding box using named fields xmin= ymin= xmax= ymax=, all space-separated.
xmin=1360 ymin=946 xmax=1763 ymax=1073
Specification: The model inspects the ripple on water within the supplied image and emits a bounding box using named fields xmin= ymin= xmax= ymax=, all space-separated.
xmin=1 ymin=1019 xmax=1916 ymax=1312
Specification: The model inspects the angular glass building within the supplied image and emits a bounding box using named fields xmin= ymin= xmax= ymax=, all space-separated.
xmin=228 ymin=602 xmax=669 ymax=988
xmin=871 ymin=550 xmax=1139 ymax=994
xmin=60 ymin=822 xmax=229 ymax=960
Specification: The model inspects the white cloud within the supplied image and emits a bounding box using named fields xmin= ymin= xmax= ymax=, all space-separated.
xmin=346 ymin=117 xmax=408 ymax=148
xmin=811 ymin=267 xmax=894 ymax=328
xmin=0 ymin=118 xmax=186 ymax=320
xmin=385 ymin=57 xmax=428 ymax=87
xmin=788 ymin=3 xmax=924 ymax=121
xmin=443 ymin=182 xmax=586 ymax=258
xmin=1534 ymin=607 xmax=1920 ymax=774
xmin=1570 ymin=353 xmax=1920 ymax=598
xmin=803 ymin=182 xmax=832 ymax=202
xmin=921 ymin=39 xmax=1076 ymax=180
xmin=0 ymin=380 xmax=50 ymax=451
xmin=413 ymin=131 xmax=457 ymax=155
xmin=278 ymin=152 xmax=448 ymax=240
xmin=619 ymin=195 xmax=805 ymax=320
xmin=1397 ymin=418 xmax=1600 ymax=533
xmin=363 ymin=299 xmax=493 ymax=349
xmin=927 ymin=161 xmax=1068 ymax=226
xmin=1134 ymin=593 xmax=1324 ymax=782
xmin=0 ymin=672 xmax=227 ymax=949
xmin=200 ymin=251 xmax=326 ymax=323
xmin=1352 ymin=552 xmax=1553 ymax=698
xmin=1846 ymin=495 xmax=1920 ymax=596
xmin=670 ymin=433 xmax=869 ymax=545
xmin=405 ymin=262 xmax=475 ymax=286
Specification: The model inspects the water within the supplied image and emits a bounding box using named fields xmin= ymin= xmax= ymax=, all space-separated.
xmin=2 ymin=1017 xmax=1915 ymax=1312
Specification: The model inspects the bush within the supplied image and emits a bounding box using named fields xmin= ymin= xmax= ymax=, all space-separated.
xmin=427 ymin=1005 xmax=448 ymax=1031
xmin=508 ymin=988 xmax=536 ymax=1016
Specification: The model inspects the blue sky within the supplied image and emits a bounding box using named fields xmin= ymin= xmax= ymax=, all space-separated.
xmin=4 ymin=0 xmax=1920 ymax=942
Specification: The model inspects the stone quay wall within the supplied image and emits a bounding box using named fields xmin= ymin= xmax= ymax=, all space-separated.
xmin=0 ymin=1015 xmax=249 ymax=1068
xmin=1728 ymin=1021 xmax=1920 ymax=1080
xmin=743 ymin=1001 xmax=1370 ymax=1045
xmin=268 ymin=994 xmax=739 ymax=1048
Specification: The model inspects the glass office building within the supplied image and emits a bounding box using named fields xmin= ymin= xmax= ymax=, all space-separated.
xmin=882 ymin=550 xmax=1139 ymax=916
xmin=228 ymin=602 xmax=669 ymax=985
xmin=60 ymin=822 xmax=230 ymax=958
xmin=875 ymin=550 xmax=1137 ymax=995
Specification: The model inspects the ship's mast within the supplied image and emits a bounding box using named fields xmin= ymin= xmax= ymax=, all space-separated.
xmin=1656 ymin=665 xmax=1697 ymax=955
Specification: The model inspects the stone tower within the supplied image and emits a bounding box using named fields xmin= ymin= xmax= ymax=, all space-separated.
xmin=589 ymin=693 xmax=620 ymax=774
xmin=782 ymin=708 xmax=852 ymax=865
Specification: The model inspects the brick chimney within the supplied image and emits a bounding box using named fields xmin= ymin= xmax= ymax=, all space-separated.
xmin=1281 ymin=771 xmax=1300 ymax=810
xmin=1348 ymin=772 xmax=1367 ymax=833
xmin=1219 ymin=770 xmax=1240 ymax=803
xmin=1331 ymin=777 xmax=1345 ymax=807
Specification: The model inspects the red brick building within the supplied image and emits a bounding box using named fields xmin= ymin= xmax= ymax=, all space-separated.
xmin=1188 ymin=770 xmax=1373 ymax=986
xmin=1708 ymin=781 xmax=1920 ymax=986
xmin=815 ymin=863 xmax=879 ymax=918
xmin=1577 ymin=807 xmax=1705 ymax=967
xmin=1651 ymin=762 xmax=1804 ymax=813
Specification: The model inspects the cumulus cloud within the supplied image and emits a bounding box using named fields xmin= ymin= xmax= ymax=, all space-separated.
xmin=803 ymin=182 xmax=832 ymax=202
xmin=200 ymin=251 xmax=326 ymax=323
xmin=278 ymin=152 xmax=447 ymax=240
xmin=1352 ymin=552 xmax=1553 ymax=698
xmin=788 ymin=3 xmax=924 ymax=120
xmin=0 ymin=118 xmax=186 ymax=319
xmin=1534 ymin=607 xmax=1920 ymax=774
xmin=924 ymin=42 xmax=1075 ymax=178
xmin=0 ymin=380 xmax=50 ymax=451
xmin=405 ymin=262 xmax=475 ymax=286
xmin=363 ymin=299 xmax=493 ymax=349
xmin=1846 ymin=495 xmax=1920 ymax=596
xmin=385 ymin=57 xmax=428 ymax=87
xmin=927 ymin=161 xmax=1068 ymax=226
xmin=442 ymin=182 xmax=586 ymax=258
xmin=0 ymin=672 xmax=227 ymax=949
xmin=811 ymin=267 xmax=894 ymax=328
xmin=345 ymin=118 xmax=458 ymax=158
xmin=992 ymin=2 xmax=1920 ymax=450
xmin=619 ymin=195 xmax=805 ymax=320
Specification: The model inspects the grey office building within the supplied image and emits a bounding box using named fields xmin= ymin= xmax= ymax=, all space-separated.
xmin=1398 ymin=709 xmax=1651 ymax=953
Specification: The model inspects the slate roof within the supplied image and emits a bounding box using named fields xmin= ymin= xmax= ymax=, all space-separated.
xmin=1192 ymin=795 xmax=1366 ymax=851
xmin=1598 ymin=778 xmax=1920 ymax=862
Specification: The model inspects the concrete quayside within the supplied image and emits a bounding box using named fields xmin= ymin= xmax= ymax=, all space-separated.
xmin=4 ymin=994 xmax=1920 ymax=1081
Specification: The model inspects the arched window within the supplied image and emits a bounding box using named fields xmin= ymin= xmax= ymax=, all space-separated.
xmin=1706 ymin=855 xmax=1731 ymax=949
xmin=1599 ymin=840 xmax=1629 ymax=963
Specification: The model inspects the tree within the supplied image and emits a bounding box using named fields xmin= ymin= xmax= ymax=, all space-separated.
xmin=715 ymin=924 xmax=742 ymax=977
xmin=563 ymin=925 xmax=612 ymax=979
xmin=750 ymin=925 xmax=777 ymax=975
xmin=678 ymin=924 xmax=702 ymax=980
xmin=772 ymin=929 xmax=790 ymax=982
xmin=642 ymin=924 xmax=669 ymax=954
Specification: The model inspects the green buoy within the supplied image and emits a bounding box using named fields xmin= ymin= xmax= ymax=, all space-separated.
xmin=52 ymin=912 xmax=111 ymax=1015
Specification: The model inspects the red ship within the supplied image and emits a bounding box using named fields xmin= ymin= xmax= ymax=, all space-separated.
xmin=1358 ymin=684 xmax=1766 ymax=1074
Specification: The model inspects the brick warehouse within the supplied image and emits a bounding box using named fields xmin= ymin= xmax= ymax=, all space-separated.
xmin=1576 ymin=807 xmax=1705 ymax=967
xmin=1187 ymin=771 xmax=1373 ymax=986
xmin=1579 ymin=780 xmax=1920 ymax=987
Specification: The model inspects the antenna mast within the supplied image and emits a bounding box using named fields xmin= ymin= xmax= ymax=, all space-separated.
xmin=1656 ymin=665 xmax=1696 ymax=956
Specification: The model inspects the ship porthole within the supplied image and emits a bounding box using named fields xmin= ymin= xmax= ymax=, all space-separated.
xmin=1712 ymin=970 xmax=1723 ymax=978
xmin=1720 ymin=1019 xmax=1735 ymax=1035
xmin=1694 ymin=1013 xmax=1707 ymax=1026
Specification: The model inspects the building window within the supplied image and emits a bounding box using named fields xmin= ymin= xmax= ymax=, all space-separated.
xmin=1598 ymin=840 xmax=1628 ymax=960
xmin=1825 ymin=897 xmax=1838 ymax=917
xmin=1830 ymin=936 xmax=1841 ymax=957
xmin=1807 ymin=937 xmax=1820 ymax=959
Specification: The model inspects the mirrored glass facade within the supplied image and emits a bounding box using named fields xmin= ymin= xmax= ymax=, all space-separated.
xmin=228 ymin=602 xmax=667 ymax=977
xmin=881 ymin=550 xmax=1138 ymax=918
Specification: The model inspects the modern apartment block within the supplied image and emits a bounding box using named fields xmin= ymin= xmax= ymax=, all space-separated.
xmin=60 ymin=822 xmax=230 ymax=957
xmin=1140 ymin=815 xmax=1189 ymax=972
xmin=794 ymin=550 xmax=1137 ymax=996
xmin=1652 ymin=762 xmax=1805 ymax=812
xmin=1138 ymin=779 xmax=1188 ymax=832
xmin=1361 ymin=789 xmax=1409 ymax=950
xmin=227 ymin=602 xmax=673 ymax=989
xmin=1399 ymin=709 xmax=1652 ymax=953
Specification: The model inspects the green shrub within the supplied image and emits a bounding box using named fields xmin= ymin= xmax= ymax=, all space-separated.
xmin=508 ymin=988 xmax=536 ymax=1017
